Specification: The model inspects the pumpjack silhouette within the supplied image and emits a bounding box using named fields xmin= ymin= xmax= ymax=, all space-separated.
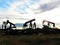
xmin=42 ymin=20 xmax=56 ymax=34
xmin=42 ymin=20 xmax=55 ymax=28
xmin=2 ymin=20 xmax=16 ymax=30
xmin=23 ymin=19 xmax=36 ymax=29
xmin=6 ymin=20 xmax=16 ymax=29
xmin=22 ymin=19 xmax=37 ymax=34
xmin=1 ymin=19 xmax=60 ymax=35
xmin=1 ymin=20 xmax=16 ymax=35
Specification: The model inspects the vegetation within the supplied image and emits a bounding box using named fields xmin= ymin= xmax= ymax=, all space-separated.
xmin=0 ymin=33 xmax=60 ymax=45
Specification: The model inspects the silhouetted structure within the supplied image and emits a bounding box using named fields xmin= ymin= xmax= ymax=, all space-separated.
xmin=2 ymin=20 xmax=16 ymax=30
xmin=33 ymin=22 xmax=36 ymax=29
xmin=1 ymin=20 xmax=16 ymax=35
xmin=6 ymin=20 xmax=16 ymax=29
xmin=2 ymin=21 xmax=6 ymax=29
xmin=23 ymin=19 xmax=35 ymax=29
xmin=42 ymin=20 xmax=55 ymax=28
xmin=1 ymin=19 xmax=60 ymax=35
xmin=42 ymin=20 xmax=56 ymax=34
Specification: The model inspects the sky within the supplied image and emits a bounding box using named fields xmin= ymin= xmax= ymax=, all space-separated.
xmin=0 ymin=0 xmax=60 ymax=28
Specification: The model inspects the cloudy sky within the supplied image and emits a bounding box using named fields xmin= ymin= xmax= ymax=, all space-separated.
xmin=0 ymin=0 xmax=60 ymax=28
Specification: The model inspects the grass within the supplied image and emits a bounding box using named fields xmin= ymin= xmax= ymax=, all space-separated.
xmin=0 ymin=33 xmax=60 ymax=45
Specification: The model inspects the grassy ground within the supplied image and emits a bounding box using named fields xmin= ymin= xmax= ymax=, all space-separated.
xmin=0 ymin=33 xmax=60 ymax=45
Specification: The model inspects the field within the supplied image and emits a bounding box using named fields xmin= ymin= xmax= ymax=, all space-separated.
xmin=0 ymin=33 xmax=60 ymax=45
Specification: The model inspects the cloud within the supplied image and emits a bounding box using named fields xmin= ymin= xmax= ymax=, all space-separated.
xmin=0 ymin=0 xmax=41 ymax=14
xmin=32 ymin=0 xmax=60 ymax=13
xmin=40 ymin=1 xmax=60 ymax=12
xmin=5 ymin=0 xmax=29 ymax=14
xmin=0 ymin=0 xmax=14 ymax=11
xmin=0 ymin=0 xmax=60 ymax=26
xmin=0 ymin=0 xmax=60 ymax=14
xmin=35 ymin=7 xmax=60 ymax=24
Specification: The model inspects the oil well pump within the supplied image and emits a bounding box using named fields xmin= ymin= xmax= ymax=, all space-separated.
xmin=2 ymin=20 xmax=16 ymax=29
xmin=23 ymin=19 xmax=36 ymax=29
xmin=42 ymin=20 xmax=55 ymax=29
xmin=1 ymin=20 xmax=16 ymax=35
xmin=41 ymin=20 xmax=56 ymax=34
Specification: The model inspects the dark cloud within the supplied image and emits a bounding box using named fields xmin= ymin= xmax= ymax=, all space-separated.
xmin=40 ymin=1 xmax=60 ymax=12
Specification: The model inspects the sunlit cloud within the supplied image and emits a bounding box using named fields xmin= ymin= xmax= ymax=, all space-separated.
xmin=1 ymin=0 xmax=60 ymax=14
xmin=0 ymin=0 xmax=14 ymax=11
xmin=32 ymin=0 xmax=60 ymax=13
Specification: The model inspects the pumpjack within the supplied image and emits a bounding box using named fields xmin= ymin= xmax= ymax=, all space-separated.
xmin=22 ymin=19 xmax=37 ymax=34
xmin=42 ymin=20 xmax=55 ymax=28
xmin=23 ymin=19 xmax=36 ymax=29
xmin=6 ymin=20 xmax=16 ymax=29
xmin=1 ymin=20 xmax=16 ymax=35
xmin=42 ymin=19 xmax=56 ymax=34
xmin=2 ymin=20 xmax=16 ymax=29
